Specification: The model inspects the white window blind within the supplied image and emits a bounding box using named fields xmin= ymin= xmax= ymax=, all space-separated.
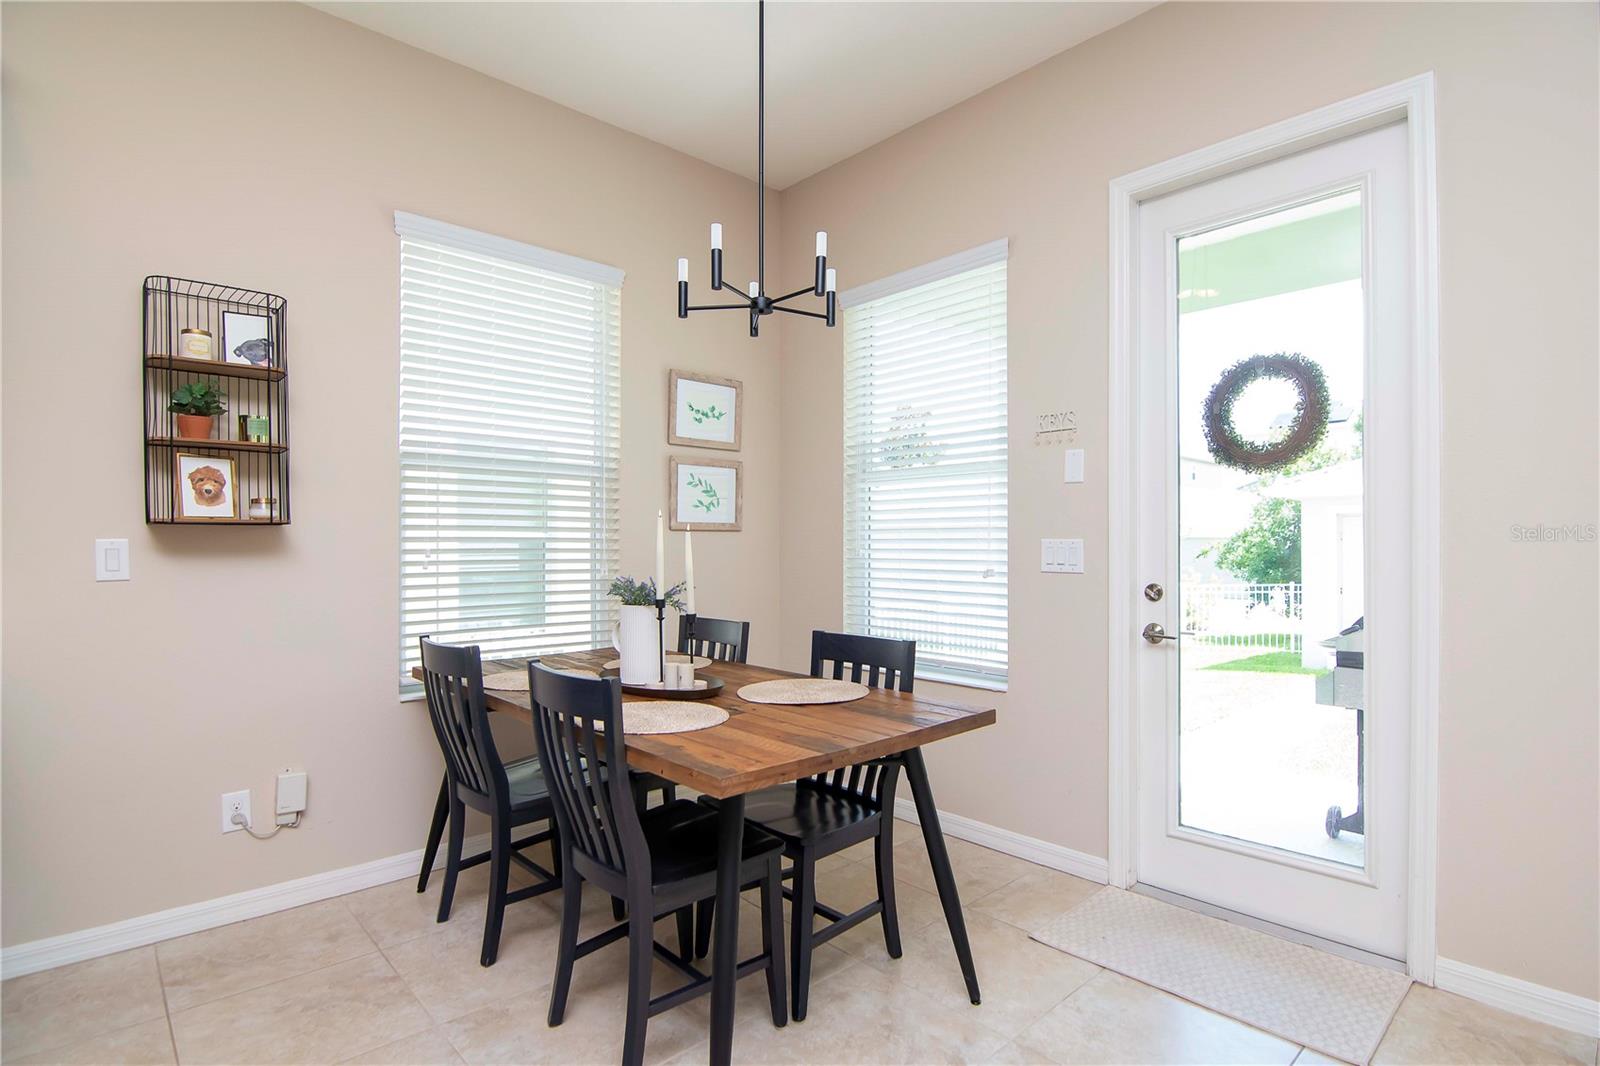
xmin=842 ymin=243 xmax=1008 ymax=689
xmin=397 ymin=214 xmax=621 ymax=695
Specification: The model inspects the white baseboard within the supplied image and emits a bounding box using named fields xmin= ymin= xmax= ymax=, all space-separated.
xmin=892 ymin=797 xmax=1109 ymax=885
xmin=1435 ymin=957 xmax=1600 ymax=1039
xmin=0 ymin=834 xmax=490 ymax=982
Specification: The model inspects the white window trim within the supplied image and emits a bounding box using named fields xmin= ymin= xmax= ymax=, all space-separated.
xmin=838 ymin=238 xmax=1008 ymax=309
xmin=394 ymin=211 xmax=624 ymax=288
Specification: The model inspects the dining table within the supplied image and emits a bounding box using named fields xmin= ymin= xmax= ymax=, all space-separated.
xmin=416 ymin=647 xmax=996 ymax=1066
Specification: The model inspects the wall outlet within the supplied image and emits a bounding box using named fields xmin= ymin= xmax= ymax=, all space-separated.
xmin=275 ymin=770 xmax=307 ymax=826
xmin=221 ymin=789 xmax=251 ymax=833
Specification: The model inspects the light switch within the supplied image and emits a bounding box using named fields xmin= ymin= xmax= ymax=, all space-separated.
xmin=95 ymin=539 xmax=130 ymax=581
xmin=1063 ymin=538 xmax=1085 ymax=574
xmin=1064 ymin=449 xmax=1086 ymax=483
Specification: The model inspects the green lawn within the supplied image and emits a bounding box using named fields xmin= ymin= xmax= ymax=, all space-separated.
xmin=1203 ymin=651 xmax=1328 ymax=675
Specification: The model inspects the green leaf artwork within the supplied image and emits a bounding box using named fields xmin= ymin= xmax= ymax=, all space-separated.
xmin=686 ymin=473 xmax=722 ymax=514
xmin=685 ymin=401 xmax=726 ymax=426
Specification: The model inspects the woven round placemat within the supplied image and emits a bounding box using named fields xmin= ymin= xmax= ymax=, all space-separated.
xmin=608 ymin=701 xmax=729 ymax=735
xmin=482 ymin=668 xmax=600 ymax=691
xmin=602 ymin=653 xmax=711 ymax=671
xmin=736 ymin=678 xmax=870 ymax=705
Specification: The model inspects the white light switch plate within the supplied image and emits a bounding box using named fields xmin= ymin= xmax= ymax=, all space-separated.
xmin=1042 ymin=538 xmax=1084 ymax=574
xmin=1063 ymin=538 xmax=1085 ymax=573
xmin=95 ymin=539 xmax=130 ymax=581
xmin=1064 ymin=449 xmax=1085 ymax=483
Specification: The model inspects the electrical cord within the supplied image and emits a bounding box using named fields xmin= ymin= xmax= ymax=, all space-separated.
xmin=230 ymin=811 xmax=302 ymax=840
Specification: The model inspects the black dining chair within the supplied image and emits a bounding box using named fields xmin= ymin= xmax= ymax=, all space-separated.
xmin=529 ymin=661 xmax=788 ymax=1066
xmin=678 ymin=615 xmax=752 ymax=664
xmin=695 ymin=630 xmax=914 ymax=1021
xmin=416 ymin=637 xmax=562 ymax=967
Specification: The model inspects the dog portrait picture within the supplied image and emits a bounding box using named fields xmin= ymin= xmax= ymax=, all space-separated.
xmin=174 ymin=453 xmax=237 ymax=521
xmin=223 ymin=311 xmax=273 ymax=368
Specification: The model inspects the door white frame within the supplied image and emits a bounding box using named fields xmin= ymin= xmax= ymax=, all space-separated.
xmin=1106 ymin=74 xmax=1441 ymax=983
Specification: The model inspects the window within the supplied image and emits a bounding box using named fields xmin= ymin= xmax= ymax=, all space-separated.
xmin=842 ymin=240 xmax=1008 ymax=689
xmin=396 ymin=212 xmax=621 ymax=695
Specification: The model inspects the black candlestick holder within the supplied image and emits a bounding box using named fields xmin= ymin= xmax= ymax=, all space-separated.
xmin=681 ymin=612 xmax=697 ymax=658
xmin=655 ymin=597 xmax=668 ymax=684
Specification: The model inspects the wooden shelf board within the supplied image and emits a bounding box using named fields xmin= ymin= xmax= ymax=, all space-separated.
xmin=146 ymin=436 xmax=288 ymax=454
xmin=145 ymin=354 xmax=285 ymax=382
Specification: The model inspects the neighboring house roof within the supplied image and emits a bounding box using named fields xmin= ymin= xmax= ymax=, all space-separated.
xmin=1262 ymin=458 xmax=1363 ymax=501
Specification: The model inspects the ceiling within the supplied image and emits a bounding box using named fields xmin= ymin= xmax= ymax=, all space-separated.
xmin=314 ymin=2 xmax=1153 ymax=189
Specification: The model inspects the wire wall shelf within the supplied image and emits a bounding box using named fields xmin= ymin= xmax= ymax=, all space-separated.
xmin=142 ymin=276 xmax=290 ymax=524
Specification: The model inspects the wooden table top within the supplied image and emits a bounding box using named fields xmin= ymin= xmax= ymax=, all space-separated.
xmin=415 ymin=648 xmax=995 ymax=799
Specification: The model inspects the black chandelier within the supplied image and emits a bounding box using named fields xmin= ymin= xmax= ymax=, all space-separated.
xmin=676 ymin=0 xmax=836 ymax=338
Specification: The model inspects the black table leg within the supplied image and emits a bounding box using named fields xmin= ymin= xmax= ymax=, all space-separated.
xmin=709 ymin=793 xmax=745 ymax=1066
xmin=901 ymin=747 xmax=980 ymax=1004
xmin=417 ymin=773 xmax=449 ymax=893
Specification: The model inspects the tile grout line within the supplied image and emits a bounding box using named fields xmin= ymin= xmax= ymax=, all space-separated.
xmin=151 ymin=945 xmax=182 ymax=1065
xmin=334 ymin=893 xmax=440 ymax=1063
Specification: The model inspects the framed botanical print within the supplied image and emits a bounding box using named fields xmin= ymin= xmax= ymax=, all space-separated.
xmin=670 ymin=456 xmax=741 ymax=531
xmin=668 ymin=370 xmax=741 ymax=451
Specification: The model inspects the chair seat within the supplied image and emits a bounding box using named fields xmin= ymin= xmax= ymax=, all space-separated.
xmin=641 ymin=800 xmax=784 ymax=886
xmin=505 ymin=756 xmax=551 ymax=808
xmin=719 ymin=783 xmax=884 ymax=846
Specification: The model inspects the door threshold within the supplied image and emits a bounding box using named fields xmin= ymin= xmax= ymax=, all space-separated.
xmin=1132 ymin=883 xmax=1406 ymax=973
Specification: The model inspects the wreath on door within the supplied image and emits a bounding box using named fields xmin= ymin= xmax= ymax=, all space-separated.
xmin=1201 ymin=352 xmax=1331 ymax=472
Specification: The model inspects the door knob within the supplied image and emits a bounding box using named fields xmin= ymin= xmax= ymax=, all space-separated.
xmin=1141 ymin=622 xmax=1193 ymax=645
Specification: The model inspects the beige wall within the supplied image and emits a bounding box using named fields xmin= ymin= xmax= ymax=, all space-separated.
xmin=1 ymin=2 xmax=783 ymax=946
xmin=775 ymin=2 xmax=1599 ymax=999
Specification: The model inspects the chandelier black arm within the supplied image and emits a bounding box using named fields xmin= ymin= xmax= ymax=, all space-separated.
xmin=770 ymin=285 xmax=820 ymax=305
xmin=687 ymin=303 xmax=753 ymax=311
xmin=773 ymin=306 xmax=827 ymax=320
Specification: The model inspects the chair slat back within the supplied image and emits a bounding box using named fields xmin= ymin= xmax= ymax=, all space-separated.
xmin=807 ymin=630 xmax=916 ymax=802
xmin=678 ymin=616 xmax=752 ymax=663
xmin=528 ymin=662 xmax=648 ymax=878
xmin=810 ymin=630 xmax=916 ymax=693
xmin=419 ymin=638 xmax=508 ymax=805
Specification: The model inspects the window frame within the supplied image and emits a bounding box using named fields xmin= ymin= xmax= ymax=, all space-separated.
xmin=840 ymin=239 xmax=1010 ymax=691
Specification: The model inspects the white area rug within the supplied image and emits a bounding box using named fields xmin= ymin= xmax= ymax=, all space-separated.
xmin=1031 ymin=887 xmax=1410 ymax=1064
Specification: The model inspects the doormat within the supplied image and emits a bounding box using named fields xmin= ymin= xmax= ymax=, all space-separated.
xmin=1031 ymin=887 xmax=1410 ymax=1064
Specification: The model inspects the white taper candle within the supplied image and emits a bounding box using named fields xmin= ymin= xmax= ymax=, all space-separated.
xmin=816 ymin=230 xmax=828 ymax=257
xmin=654 ymin=510 xmax=666 ymax=600
xmin=677 ymin=257 xmax=689 ymax=283
xmin=825 ymin=268 xmax=838 ymax=293
xmin=683 ymin=525 xmax=696 ymax=614
xmin=710 ymin=223 xmax=723 ymax=250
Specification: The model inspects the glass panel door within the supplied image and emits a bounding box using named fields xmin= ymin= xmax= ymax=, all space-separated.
xmin=1175 ymin=189 xmax=1368 ymax=867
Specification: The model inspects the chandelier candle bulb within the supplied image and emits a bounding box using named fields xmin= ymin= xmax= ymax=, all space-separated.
xmin=825 ymin=268 xmax=838 ymax=293
xmin=710 ymin=222 xmax=723 ymax=250
xmin=748 ymin=281 xmax=760 ymax=298
xmin=816 ymin=231 xmax=827 ymax=257
xmin=677 ymin=258 xmax=689 ymax=283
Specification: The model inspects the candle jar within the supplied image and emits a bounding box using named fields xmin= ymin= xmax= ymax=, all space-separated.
xmin=179 ymin=328 xmax=214 ymax=360
xmin=248 ymin=497 xmax=276 ymax=521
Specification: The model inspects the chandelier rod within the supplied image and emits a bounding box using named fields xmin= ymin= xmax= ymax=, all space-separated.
xmin=757 ymin=0 xmax=765 ymax=295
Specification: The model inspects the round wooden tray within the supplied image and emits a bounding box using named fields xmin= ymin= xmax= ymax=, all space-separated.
xmin=604 ymin=669 xmax=725 ymax=701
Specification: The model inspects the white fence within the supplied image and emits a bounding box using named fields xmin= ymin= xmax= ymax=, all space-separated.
xmin=1182 ymin=583 xmax=1303 ymax=653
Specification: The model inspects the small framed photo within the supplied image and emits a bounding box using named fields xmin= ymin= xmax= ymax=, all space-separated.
xmin=223 ymin=311 xmax=274 ymax=368
xmin=668 ymin=370 xmax=741 ymax=451
xmin=174 ymin=453 xmax=238 ymax=521
xmin=670 ymin=456 xmax=741 ymax=531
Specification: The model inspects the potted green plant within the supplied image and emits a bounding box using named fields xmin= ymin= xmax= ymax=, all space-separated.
xmin=608 ymin=576 xmax=684 ymax=684
xmin=169 ymin=379 xmax=227 ymax=440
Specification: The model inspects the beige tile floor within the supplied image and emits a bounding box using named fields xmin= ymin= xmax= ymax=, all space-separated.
xmin=4 ymin=829 xmax=1596 ymax=1066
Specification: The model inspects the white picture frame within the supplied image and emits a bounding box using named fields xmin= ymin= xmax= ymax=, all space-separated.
xmin=222 ymin=311 xmax=273 ymax=368
xmin=668 ymin=370 xmax=741 ymax=451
